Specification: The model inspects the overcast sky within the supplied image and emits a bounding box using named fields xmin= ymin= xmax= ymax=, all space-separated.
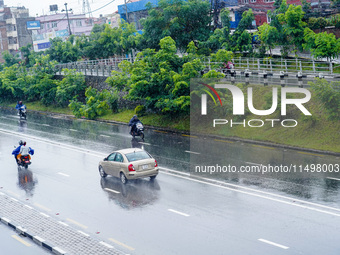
xmin=7 ymin=0 xmax=125 ymax=18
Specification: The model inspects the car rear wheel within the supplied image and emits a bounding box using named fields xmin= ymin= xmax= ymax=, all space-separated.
xmin=99 ymin=166 xmax=107 ymax=178
xmin=120 ymin=172 xmax=128 ymax=184
xmin=150 ymin=175 xmax=157 ymax=181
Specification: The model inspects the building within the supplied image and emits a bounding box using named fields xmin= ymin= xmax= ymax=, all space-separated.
xmin=0 ymin=4 xmax=35 ymax=62
xmin=238 ymin=0 xmax=331 ymax=26
xmin=33 ymin=13 xmax=93 ymax=51
xmin=106 ymin=11 xmax=121 ymax=28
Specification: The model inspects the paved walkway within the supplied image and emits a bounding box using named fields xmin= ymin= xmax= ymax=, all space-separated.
xmin=0 ymin=192 xmax=125 ymax=255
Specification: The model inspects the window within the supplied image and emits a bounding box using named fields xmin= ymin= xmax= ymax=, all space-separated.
xmin=250 ymin=0 xmax=256 ymax=2
xmin=125 ymin=151 xmax=151 ymax=162
xmin=267 ymin=14 xmax=272 ymax=23
xmin=52 ymin=22 xmax=57 ymax=28
xmin=76 ymin=20 xmax=82 ymax=27
xmin=47 ymin=23 xmax=50 ymax=29
xmin=243 ymin=0 xmax=249 ymax=3
xmin=114 ymin=153 xmax=124 ymax=162
xmin=107 ymin=153 xmax=116 ymax=161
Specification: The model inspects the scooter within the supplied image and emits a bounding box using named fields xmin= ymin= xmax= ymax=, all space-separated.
xmin=19 ymin=105 xmax=27 ymax=120
xmin=17 ymin=155 xmax=31 ymax=169
xmin=130 ymin=121 xmax=145 ymax=139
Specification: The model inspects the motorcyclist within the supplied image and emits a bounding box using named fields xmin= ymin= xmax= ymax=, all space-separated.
xmin=128 ymin=115 xmax=141 ymax=135
xmin=15 ymin=101 xmax=26 ymax=115
xmin=12 ymin=140 xmax=34 ymax=164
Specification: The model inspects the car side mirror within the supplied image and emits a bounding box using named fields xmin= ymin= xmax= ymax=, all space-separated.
xmin=104 ymin=157 xmax=108 ymax=161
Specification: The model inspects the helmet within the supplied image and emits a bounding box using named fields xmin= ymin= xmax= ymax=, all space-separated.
xmin=133 ymin=115 xmax=137 ymax=119
xmin=23 ymin=141 xmax=26 ymax=146
xmin=19 ymin=140 xmax=24 ymax=145
xmin=19 ymin=101 xmax=22 ymax=104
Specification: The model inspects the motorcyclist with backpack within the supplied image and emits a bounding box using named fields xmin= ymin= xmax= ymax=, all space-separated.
xmin=12 ymin=140 xmax=34 ymax=164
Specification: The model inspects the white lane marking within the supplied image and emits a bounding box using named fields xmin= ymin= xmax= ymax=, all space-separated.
xmin=34 ymin=203 xmax=51 ymax=212
xmin=2 ymin=128 xmax=339 ymax=216
xmin=0 ymin=192 xmax=4 ymax=196
xmin=327 ymin=177 xmax=340 ymax=181
xmin=162 ymin=171 xmax=340 ymax=217
xmin=69 ymin=129 xmax=78 ymax=132
xmin=168 ymin=209 xmax=190 ymax=217
xmin=108 ymin=238 xmax=135 ymax=251
xmin=258 ymin=239 xmax=289 ymax=249
xmin=78 ymin=230 xmax=90 ymax=237
xmin=160 ymin=167 xmax=340 ymax=213
xmin=58 ymin=172 xmax=70 ymax=177
xmin=40 ymin=212 xmax=50 ymax=218
xmin=100 ymin=134 xmax=110 ymax=138
xmin=185 ymin=150 xmax=201 ymax=155
xmin=66 ymin=218 xmax=88 ymax=229
xmin=58 ymin=221 xmax=69 ymax=227
xmin=139 ymin=142 xmax=151 ymax=145
xmin=10 ymin=197 xmax=18 ymax=202
xmin=99 ymin=241 xmax=114 ymax=249
xmin=24 ymin=205 xmax=33 ymax=209
xmin=245 ymin=161 xmax=261 ymax=166
xmin=42 ymin=124 xmax=50 ymax=127
xmin=104 ymin=188 xmax=120 ymax=194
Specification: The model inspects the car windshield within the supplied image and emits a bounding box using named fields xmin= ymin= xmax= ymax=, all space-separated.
xmin=125 ymin=151 xmax=151 ymax=162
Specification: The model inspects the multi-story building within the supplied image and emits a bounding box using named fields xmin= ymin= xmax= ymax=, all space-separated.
xmin=239 ymin=0 xmax=331 ymax=26
xmin=0 ymin=4 xmax=35 ymax=62
xmin=33 ymin=13 xmax=93 ymax=51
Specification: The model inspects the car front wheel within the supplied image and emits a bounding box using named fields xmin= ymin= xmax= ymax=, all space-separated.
xmin=99 ymin=166 xmax=107 ymax=178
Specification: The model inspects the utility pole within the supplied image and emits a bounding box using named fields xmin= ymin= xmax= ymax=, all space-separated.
xmin=124 ymin=0 xmax=129 ymax=23
xmin=62 ymin=3 xmax=72 ymax=35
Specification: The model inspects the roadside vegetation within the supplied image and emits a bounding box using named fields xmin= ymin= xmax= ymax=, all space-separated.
xmin=0 ymin=0 xmax=339 ymax=152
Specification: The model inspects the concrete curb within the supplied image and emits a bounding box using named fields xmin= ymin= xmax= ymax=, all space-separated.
xmin=0 ymin=216 xmax=67 ymax=254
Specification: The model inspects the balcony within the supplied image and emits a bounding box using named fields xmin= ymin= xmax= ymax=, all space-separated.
xmin=7 ymin=30 xmax=17 ymax=37
xmin=8 ymin=43 xmax=19 ymax=50
xmin=5 ymin=18 xmax=16 ymax=24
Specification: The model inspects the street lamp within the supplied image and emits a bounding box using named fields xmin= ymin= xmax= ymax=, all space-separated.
xmin=61 ymin=3 xmax=72 ymax=36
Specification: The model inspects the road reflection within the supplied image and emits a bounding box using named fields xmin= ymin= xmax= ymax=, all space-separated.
xmin=17 ymin=169 xmax=37 ymax=197
xmin=100 ymin=177 xmax=160 ymax=210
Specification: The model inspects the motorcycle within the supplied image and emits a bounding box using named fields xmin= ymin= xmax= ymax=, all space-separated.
xmin=130 ymin=121 xmax=145 ymax=139
xmin=19 ymin=105 xmax=27 ymax=120
xmin=17 ymin=155 xmax=31 ymax=170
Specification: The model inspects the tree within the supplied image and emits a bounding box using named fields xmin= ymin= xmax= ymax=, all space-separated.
xmin=2 ymin=51 xmax=20 ymax=67
xmin=278 ymin=4 xmax=307 ymax=54
xmin=229 ymin=9 xmax=254 ymax=54
xmin=256 ymin=23 xmax=279 ymax=56
xmin=141 ymin=0 xmax=211 ymax=52
xmin=303 ymin=28 xmax=340 ymax=61
xmin=47 ymin=37 xmax=81 ymax=63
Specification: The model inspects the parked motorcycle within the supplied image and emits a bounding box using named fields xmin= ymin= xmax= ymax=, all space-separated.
xmin=130 ymin=121 xmax=145 ymax=139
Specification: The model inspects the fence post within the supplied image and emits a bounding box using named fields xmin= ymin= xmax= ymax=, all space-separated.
xmin=280 ymin=71 xmax=285 ymax=87
xmin=257 ymin=59 xmax=260 ymax=72
xmin=299 ymin=61 xmax=302 ymax=73
xmin=330 ymin=61 xmax=333 ymax=74
xmin=297 ymin=72 xmax=303 ymax=88
xmin=270 ymin=59 xmax=272 ymax=72
xmin=285 ymin=59 xmax=287 ymax=73
xmin=244 ymin=69 xmax=250 ymax=86
xmin=263 ymin=70 xmax=268 ymax=86
xmin=313 ymin=60 xmax=316 ymax=73
xmin=247 ymin=59 xmax=249 ymax=70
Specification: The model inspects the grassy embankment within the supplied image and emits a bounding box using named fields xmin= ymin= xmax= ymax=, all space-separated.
xmin=4 ymin=86 xmax=339 ymax=153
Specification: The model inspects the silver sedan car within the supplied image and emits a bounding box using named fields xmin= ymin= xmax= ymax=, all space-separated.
xmin=98 ymin=148 xmax=159 ymax=184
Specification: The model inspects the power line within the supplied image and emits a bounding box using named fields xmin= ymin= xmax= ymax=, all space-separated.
xmin=84 ymin=0 xmax=116 ymax=15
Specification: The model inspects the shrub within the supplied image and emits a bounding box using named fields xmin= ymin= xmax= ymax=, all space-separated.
xmin=135 ymin=105 xmax=146 ymax=116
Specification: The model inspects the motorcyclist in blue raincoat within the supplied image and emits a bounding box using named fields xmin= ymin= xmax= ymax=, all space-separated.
xmin=15 ymin=101 xmax=26 ymax=115
xmin=12 ymin=140 xmax=34 ymax=164
xmin=128 ymin=115 xmax=141 ymax=135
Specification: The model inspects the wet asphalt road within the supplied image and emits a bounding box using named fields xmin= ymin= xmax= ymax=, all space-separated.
xmin=0 ymin=108 xmax=339 ymax=255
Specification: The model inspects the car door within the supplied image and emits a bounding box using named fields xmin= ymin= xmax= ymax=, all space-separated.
xmin=111 ymin=153 xmax=125 ymax=177
xmin=102 ymin=153 xmax=116 ymax=176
